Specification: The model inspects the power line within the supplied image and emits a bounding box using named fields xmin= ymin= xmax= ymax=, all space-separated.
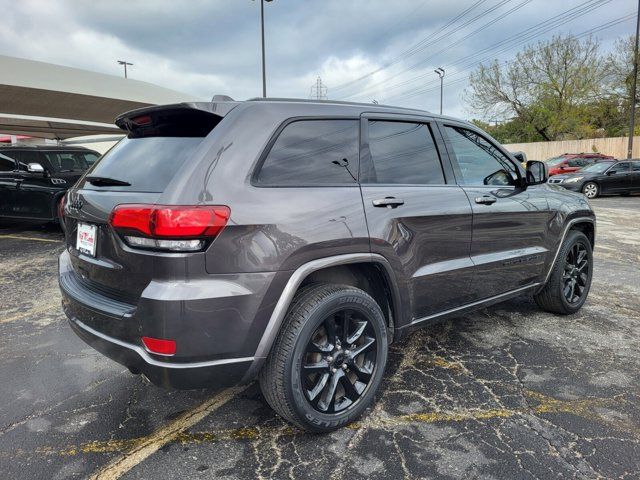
xmin=352 ymin=0 xmax=613 ymax=103
xmin=367 ymin=0 xmax=607 ymax=99
xmin=330 ymin=0 xmax=496 ymax=93
xmin=338 ymin=0 xmax=533 ymax=100
xmin=385 ymin=12 xmax=636 ymax=105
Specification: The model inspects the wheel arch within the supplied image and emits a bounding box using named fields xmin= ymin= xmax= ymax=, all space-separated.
xmin=570 ymin=221 xmax=595 ymax=249
xmin=242 ymin=253 xmax=406 ymax=382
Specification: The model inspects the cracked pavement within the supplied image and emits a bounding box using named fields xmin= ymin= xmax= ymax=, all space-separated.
xmin=0 ymin=196 xmax=639 ymax=479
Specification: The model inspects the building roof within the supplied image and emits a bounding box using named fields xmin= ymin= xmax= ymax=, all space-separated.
xmin=0 ymin=55 xmax=201 ymax=139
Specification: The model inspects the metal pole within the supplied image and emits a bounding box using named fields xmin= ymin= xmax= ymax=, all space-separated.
xmin=439 ymin=75 xmax=443 ymax=115
xmin=628 ymin=0 xmax=640 ymax=158
xmin=261 ymin=0 xmax=267 ymax=98
xmin=434 ymin=68 xmax=444 ymax=115
xmin=124 ymin=63 xmax=128 ymax=79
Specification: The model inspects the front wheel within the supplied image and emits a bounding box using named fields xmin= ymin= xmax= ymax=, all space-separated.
xmin=582 ymin=182 xmax=599 ymax=199
xmin=534 ymin=230 xmax=593 ymax=315
xmin=259 ymin=283 xmax=388 ymax=433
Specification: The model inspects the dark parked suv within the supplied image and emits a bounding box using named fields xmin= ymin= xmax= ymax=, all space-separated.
xmin=59 ymin=99 xmax=595 ymax=432
xmin=0 ymin=145 xmax=99 ymax=222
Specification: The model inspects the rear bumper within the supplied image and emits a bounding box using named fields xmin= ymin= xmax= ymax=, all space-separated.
xmin=59 ymin=249 xmax=277 ymax=389
xmin=66 ymin=314 xmax=252 ymax=389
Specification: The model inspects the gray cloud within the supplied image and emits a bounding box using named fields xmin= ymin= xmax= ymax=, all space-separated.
xmin=0 ymin=0 xmax=634 ymax=119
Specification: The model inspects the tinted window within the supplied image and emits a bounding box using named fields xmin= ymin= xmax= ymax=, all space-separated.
xmin=42 ymin=151 xmax=93 ymax=172
xmin=82 ymin=137 xmax=203 ymax=192
xmin=633 ymin=163 xmax=640 ymax=172
xmin=0 ymin=152 xmax=16 ymax=172
xmin=84 ymin=152 xmax=100 ymax=165
xmin=444 ymin=126 xmax=518 ymax=186
xmin=256 ymin=120 xmax=358 ymax=185
xmin=609 ymin=162 xmax=630 ymax=174
xmin=363 ymin=121 xmax=444 ymax=184
xmin=19 ymin=151 xmax=44 ymax=172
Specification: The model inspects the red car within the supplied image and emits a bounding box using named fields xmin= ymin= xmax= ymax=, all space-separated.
xmin=546 ymin=153 xmax=614 ymax=176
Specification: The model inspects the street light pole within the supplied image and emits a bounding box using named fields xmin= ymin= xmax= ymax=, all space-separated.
xmin=434 ymin=67 xmax=445 ymax=115
xmin=627 ymin=0 xmax=640 ymax=159
xmin=258 ymin=0 xmax=273 ymax=98
xmin=117 ymin=60 xmax=133 ymax=79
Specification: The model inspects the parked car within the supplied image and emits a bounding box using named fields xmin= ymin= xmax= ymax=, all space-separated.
xmin=545 ymin=153 xmax=614 ymax=176
xmin=548 ymin=159 xmax=640 ymax=198
xmin=59 ymin=99 xmax=595 ymax=432
xmin=0 ymin=145 xmax=100 ymax=222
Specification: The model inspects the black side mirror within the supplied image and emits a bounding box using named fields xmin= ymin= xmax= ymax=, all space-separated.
xmin=526 ymin=160 xmax=548 ymax=185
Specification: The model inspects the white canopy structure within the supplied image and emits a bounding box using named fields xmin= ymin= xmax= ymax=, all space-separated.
xmin=0 ymin=55 xmax=201 ymax=139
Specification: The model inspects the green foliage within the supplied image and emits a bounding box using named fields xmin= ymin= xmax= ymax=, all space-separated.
xmin=466 ymin=34 xmax=638 ymax=143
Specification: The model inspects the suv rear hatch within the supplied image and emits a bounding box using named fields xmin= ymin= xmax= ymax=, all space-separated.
xmin=62 ymin=102 xmax=237 ymax=303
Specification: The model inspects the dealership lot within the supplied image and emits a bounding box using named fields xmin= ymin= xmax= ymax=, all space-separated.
xmin=0 ymin=197 xmax=638 ymax=479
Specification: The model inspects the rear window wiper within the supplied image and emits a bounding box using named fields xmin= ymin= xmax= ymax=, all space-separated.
xmin=86 ymin=176 xmax=131 ymax=187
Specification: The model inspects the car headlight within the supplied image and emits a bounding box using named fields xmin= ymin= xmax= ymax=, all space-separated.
xmin=564 ymin=176 xmax=583 ymax=183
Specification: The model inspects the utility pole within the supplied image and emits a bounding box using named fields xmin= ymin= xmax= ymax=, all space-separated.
xmin=434 ymin=67 xmax=445 ymax=115
xmin=627 ymin=0 xmax=640 ymax=158
xmin=258 ymin=0 xmax=273 ymax=97
xmin=309 ymin=76 xmax=327 ymax=100
xmin=117 ymin=60 xmax=133 ymax=79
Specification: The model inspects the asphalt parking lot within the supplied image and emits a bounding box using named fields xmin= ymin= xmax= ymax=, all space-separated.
xmin=0 ymin=196 xmax=639 ymax=480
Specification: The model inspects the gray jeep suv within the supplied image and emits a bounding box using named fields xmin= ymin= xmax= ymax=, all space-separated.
xmin=59 ymin=99 xmax=595 ymax=432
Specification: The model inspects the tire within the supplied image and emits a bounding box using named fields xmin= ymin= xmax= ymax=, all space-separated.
xmin=534 ymin=230 xmax=593 ymax=315
xmin=582 ymin=182 xmax=599 ymax=199
xmin=259 ymin=283 xmax=388 ymax=433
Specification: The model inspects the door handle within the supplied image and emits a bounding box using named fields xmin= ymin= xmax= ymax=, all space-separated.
xmin=372 ymin=197 xmax=404 ymax=208
xmin=475 ymin=195 xmax=496 ymax=205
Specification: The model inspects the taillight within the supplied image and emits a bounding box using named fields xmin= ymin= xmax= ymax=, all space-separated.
xmin=109 ymin=204 xmax=230 ymax=252
xmin=142 ymin=336 xmax=176 ymax=356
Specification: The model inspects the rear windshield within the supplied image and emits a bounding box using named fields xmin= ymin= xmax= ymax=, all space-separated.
xmin=81 ymin=136 xmax=202 ymax=192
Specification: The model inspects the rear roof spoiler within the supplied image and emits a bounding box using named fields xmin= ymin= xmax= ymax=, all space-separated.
xmin=115 ymin=102 xmax=241 ymax=136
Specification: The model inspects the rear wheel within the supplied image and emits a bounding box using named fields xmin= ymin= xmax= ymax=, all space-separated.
xmin=259 ymin=283 xmax=388 ymax=432
xmin=534 ymin=230 xmax=593 ymax=315
xmin=582 ymin=182 xmax=599 ymax=199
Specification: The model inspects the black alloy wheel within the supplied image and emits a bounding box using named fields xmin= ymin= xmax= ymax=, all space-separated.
xmin=302 ymin=309 xmax=377 ymax=414
xmin=259 ymin=283 xmax=388 ymax=432
xmin=562 ymin=242 xmax=589 ymax=304
xmin=534 ymin=230 xmax=593 ymax=315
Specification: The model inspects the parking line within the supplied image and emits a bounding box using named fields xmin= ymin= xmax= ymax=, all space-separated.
xmin=89 ymin=384 xmax=249 ymax=480
xmin=0 ymin=234 xmax=62 ymax=243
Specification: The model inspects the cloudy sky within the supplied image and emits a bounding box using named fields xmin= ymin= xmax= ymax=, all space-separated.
xmin=0 ymin=0 xmax=635 ymax=119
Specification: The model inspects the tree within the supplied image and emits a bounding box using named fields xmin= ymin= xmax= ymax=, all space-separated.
xmin=466 ymin=35 xmax=606 ymax=141
xmin=607 ymin=35 xmax=640 ymax=136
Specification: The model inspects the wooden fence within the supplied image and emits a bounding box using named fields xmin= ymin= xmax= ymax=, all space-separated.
xmin=503 ymin=136 xmax=640 ymax=160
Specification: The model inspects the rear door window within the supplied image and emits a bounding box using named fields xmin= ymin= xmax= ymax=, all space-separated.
xmin=80 ymin=137 xmax=203 ymax=192
xmin=362 ymin=120 xmax=445 ymax=185
xmin=255 ymin=119 xmax=359 ymax=186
